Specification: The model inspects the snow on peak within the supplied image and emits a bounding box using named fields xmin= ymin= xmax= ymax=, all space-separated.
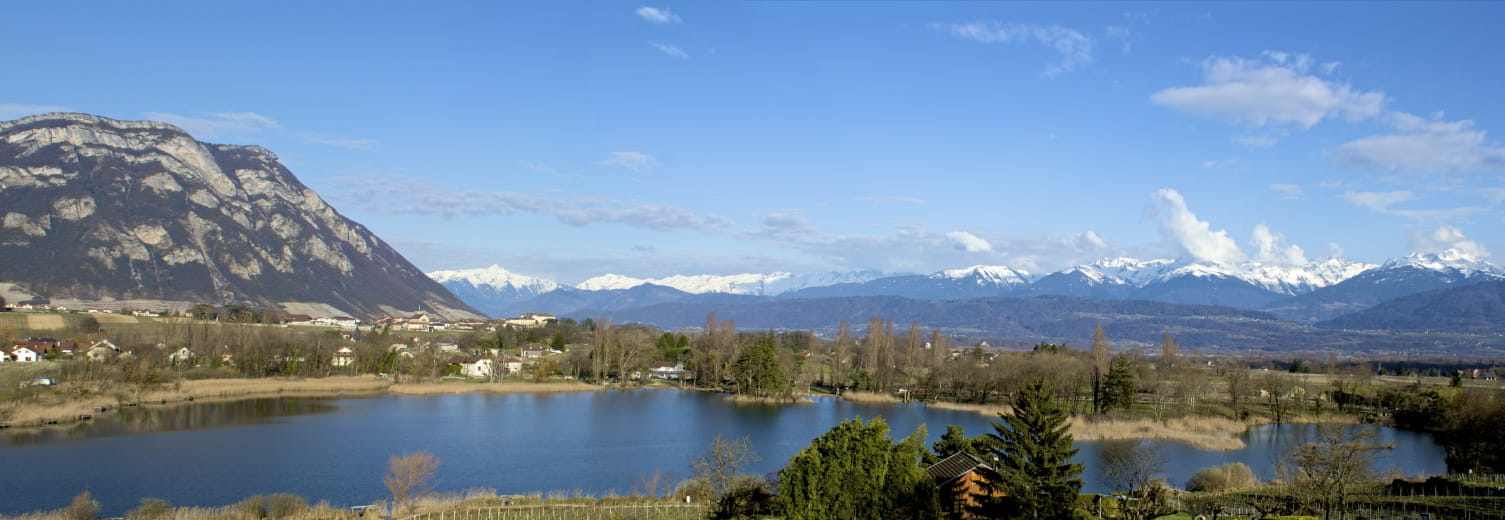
xmin=932 ymin=265 xmax=1032 ymax=286
xmin=1051 ymin=257 xmax=1376 ymax=295
xmin=1062 ymin=258 xmax=1179 ymax=286
xmin=1384 ymin=249 xmax=1501 ymax=277
xmin=576 ymin=273 xmax=652 ymax=292
xmin=427 ymin=264 xmax=560 ymax=292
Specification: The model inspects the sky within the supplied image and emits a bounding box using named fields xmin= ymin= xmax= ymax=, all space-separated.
xmin=4 ymin=1 xmax=1504 ymax=284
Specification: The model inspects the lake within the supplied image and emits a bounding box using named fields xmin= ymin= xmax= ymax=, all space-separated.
xmin=0 ymin=389 xmax=1447 ymax=516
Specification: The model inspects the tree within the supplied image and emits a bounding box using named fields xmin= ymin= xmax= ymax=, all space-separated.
xmin=384 ymin=451 xmax=440 ymax=515
xmin=1091 ymin=324 xmax=1111 ymax=414
xmin=1158 ymin=331 xmax=1179 ymax=370
xmin=1286 ymin=425 xmax=1391 ymax=520
xmin=777 ymin=417 xmax=937 ymax=520
xmin=1098 ymin=440 xmax=1171 ymax=520
xmin=1262 ymin=371 xmax=1299 ymax=423
xmin=690 ymin=435 xmax=760 ymax=502
xmin=974 ymin=378 xmax=1085 ymax=520
xmin=1101 ymin=355 xmax=1137 ymax=414
xmin=925 ymin=424 xmax=989 ymax=464
xmin=731 ymin=335 xmax=786 ymax=397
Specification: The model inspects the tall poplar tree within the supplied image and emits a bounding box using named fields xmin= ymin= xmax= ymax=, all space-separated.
xmin=974 ymin=378 xmax=1085 ymax=520
xmin=1091 ymin=324 xmax=1111 ymax=414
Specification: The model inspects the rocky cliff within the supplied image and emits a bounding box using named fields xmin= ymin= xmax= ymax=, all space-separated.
xmin=0 ymin=113 xmax=482 ymax=320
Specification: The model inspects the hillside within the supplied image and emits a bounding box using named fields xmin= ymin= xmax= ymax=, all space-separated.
xmin=1317 ymin=281 xmax=1505 ymax=334
xmin=0 ymin=113 xmax=482 ymax=320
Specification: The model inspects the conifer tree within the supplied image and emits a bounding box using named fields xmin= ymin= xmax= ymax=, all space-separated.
xmin=777 ymin=418 xmax=938 ymax=520
xmin=974 ymin=379 xmax=1084 ymax=520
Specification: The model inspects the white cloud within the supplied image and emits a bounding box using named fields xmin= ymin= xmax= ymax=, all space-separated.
xmin=1407 ymin=225 xmax=1491 ymax=259
xmin=947 ymin=231 xmax=993 ymax=253
xmin=649 ymin=42 xmax=689 ymax=60
xmin=932 ymin=21 xmax=1094 ymax=77
xmin=142 ymin=111 xmax=281 ymax=138
xmin=1249 ymin=223 xmax=1308 ymax=265
xmin=1340 ymin=190 xmax=1415 ymax=213
xmin=595 ymin=151 xmax=658 ymax=171
xmin=1334 ymin=112 xmax=1505 ymax=174
xmin=1150 ymin=53 xmax=1384 ymax=128
xmin=1147 ymin=188 xmax=1247 ymax=264
xmin=0 ymin=103 xmax=71 ymax=121
xmin=635 ymin=6 xmax=680 ymax=24
xmin=1269 ymin=183 xmax=1304 ymax=199
xmin=299 ymin=133 xmax=377 ymax=150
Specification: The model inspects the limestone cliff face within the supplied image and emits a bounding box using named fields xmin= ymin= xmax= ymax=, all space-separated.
xmin=0 ymin=113 xmax=482 ymax=320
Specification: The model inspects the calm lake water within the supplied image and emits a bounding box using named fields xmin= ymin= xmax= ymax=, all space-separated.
xmin=0 ymin=389 xmax=1446 ymax=516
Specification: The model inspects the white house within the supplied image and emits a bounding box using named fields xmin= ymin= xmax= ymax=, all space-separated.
xmin=332 ymin=346 xmax=356 ymax=367
xmin=169 ymin=347 xmax=194 ymax=365
xmin=650 ymin=361 xmax=689 ymax=380
xmin=448 ymin=356 xmax=494 ymax=378
xmin=4 ymin=346 xmax=40 ymax=363
xmin=520 ymin=344 xmax=549 ymax=359
xmin=313 ymin=316 xmax=361 ymax=329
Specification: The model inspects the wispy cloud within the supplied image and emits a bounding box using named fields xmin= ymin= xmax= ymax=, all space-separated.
xmin=325 ymin=174 xmax=730 ymax=232
xmin=1334 ymin=112 xmax=1505 ymax=174
xmin=595 ymin=151 xmax=658 ymax=171
xmin=299 ymin=133 xmax=377 ymax=150
xmin=1340 ymin=189 xmax=1488 ymax=220
xmin=649 ymin=41 xmax=689 ymax=60
xmin=0 ymin=103 xmax=71 ymax=121
xmin=142 ymin=111 xmax=281 ymax=138
xmin=1269 ymin=183 xmax=1304 ymax=199
xmin=931 ymin=21 xmax=1094 ymax=77
xmin=635 ymin=6 xmax=681 ymax=24
xmin=1201 ymin=157 xmax=1240 ymax=170
xmin=1150 ymin=52 xmax=1384 ymax=129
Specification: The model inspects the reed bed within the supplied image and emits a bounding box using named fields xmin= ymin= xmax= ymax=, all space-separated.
xmin=836 ymin=391 xmax=901 ymax=403
xmin=1068 ymin=415 xmax=1249 ymax=450
xmin=388 ymin=381 xmax=602 ymax=395
xmin=926 ymin=400 xmax=1012 ymax=417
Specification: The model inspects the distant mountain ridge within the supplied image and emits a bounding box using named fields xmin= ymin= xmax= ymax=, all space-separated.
xmin=429 ymin=251 xmax=1499 ymax=323
xmin=0 ymin=113 xmax=483 ymax=320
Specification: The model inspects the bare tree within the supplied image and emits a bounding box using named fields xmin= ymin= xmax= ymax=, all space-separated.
xmin=1092 ymin=323 xmax=1111 ymax=414
xmin=1287 ymin=425 xmax=1391 ymax=520
xmin=1098 ymin=440 xmax=1172 ymax=520
xmin=691 ymin=435 xmax=760 ymax=499
xmin=384 ymin=451 xmax=441 ymax=515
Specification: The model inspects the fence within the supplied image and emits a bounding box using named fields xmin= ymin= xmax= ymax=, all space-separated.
xmin=402 ymin=504 xmax=708 ymax=520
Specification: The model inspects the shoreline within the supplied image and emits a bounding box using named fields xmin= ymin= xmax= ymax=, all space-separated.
xmin=0 ymin=376 xmax=612 ymax=429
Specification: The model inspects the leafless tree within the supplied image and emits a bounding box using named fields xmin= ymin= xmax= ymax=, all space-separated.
xmin=384 ymin=451 xmax=441 ymax=515
xmin=1286 ymin=425 xmax=1391 ymax=520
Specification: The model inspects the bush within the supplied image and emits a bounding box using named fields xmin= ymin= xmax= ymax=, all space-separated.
xmin=233 ymin=495 xmax=267 ymax=518
xmin=64 ymin=491 xmax=99 ymax=520
xmin=709 ymin=475 xmax=775 ymax=520
xmin=126 ymin=498 xmax=172 ymax=520
xmin=1185 ymin=462 xmax=1259 ymax=492
xmin=267 ymin=493 xmax=308 ymax=518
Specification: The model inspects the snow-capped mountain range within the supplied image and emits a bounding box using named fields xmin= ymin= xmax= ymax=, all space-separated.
xmin=428 ymin=249 xmax=1503 ymax=321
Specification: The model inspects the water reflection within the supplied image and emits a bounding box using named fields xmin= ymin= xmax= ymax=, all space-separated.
xmin=3 ymin=398 xmax=338 ymax=446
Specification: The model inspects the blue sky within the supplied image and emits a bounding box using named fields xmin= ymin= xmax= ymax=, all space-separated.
xmin=5 ymin=1 xmax=1504 ymax=283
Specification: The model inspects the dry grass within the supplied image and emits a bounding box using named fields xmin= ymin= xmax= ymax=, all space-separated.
xmin=1068 ymin=415 xmax=1250 ymax=451
xmin=89 ymin=313 xmax=140 ymax=324
xmin=1 ymin=376 xmax=390 ymax=427
xmin=388 ymin=381 xmax=602 ymax=395
xmin=927 ymin=400 xmax=1012 ymax=417
xmin=24 ymin=314 xmax=64 ymax=329
xmin=838 ymin=391 xmax=901 ymax=403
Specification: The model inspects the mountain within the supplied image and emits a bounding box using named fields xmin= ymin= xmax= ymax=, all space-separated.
xmin=1316 ymin=280 xmax=1505 ymax=334
xmin=428 ymin=265 xmax=560 ymax=317
xmin=531 ymin=284 xmax=764 ymax=318
xmin=781 ymin=265 xmax=1031 ymax=299
xmin=575 ymin=270 xmax=888 ymax=296
xmin=1264 ymin=250 xmax=1505 ymax=323
xmin=0 ymin=113 xmax=482 ymax=320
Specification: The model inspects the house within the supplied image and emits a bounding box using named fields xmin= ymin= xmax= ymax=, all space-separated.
xmin=498 ymin=355 xmax=524 ymax=375
xmin=169 ymin=347 xmax=195 ymax=365
xmin=402 ymin=313 xmax=433 ymax=332
xmin=131 ymin=309 xmax=157 ymax=317
xmin=503 ymin=312 xmax=556 ymax=328
xmin=332 ymin=346 xmax=356 ymax=367
xmin=220 ymin=351 xmax=236 ymax=365
xmin=650 ymin=361 xmax=689 ymax=380
xmin=56 ymin=342 xmax=79 ymax=357
xmin=313 ymin=316 xmax=360 ymax=329
xmin=85 ymin=339 xmax=122 ymax=361
xmin=447 ymin=355 xmax=494 ymax=378
xmin=520 ymin=344 xmax=549 ymax=359
xmin=4 ymin=346 xmax=41 ymax=363
xmin=283 ymin=314 xmax=315 ymax=326
xmin=925 ymin=452 xmax=1000 ymax=518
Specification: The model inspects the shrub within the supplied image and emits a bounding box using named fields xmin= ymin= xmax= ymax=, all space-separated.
xmin=126 ymin=498 xmax=172 ymax=520
xmin=1185 ymin=462 xmax=1259 ymax=492
xmin=64 ymin=491 xmax=100 ymax=520
xmin=233 ymin=495 xmax=267 ymax=518
xmin=267 ymin=493 xmax=308 ymax=518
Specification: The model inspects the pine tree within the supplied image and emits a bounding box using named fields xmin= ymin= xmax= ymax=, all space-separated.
xmin=1102 ymin=355 xmax=1137 ymax=413
xmin=974 ymin=379 xmax=1085 ymax=520
xmin=777 ymin=418 xmax=938 ymax=520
